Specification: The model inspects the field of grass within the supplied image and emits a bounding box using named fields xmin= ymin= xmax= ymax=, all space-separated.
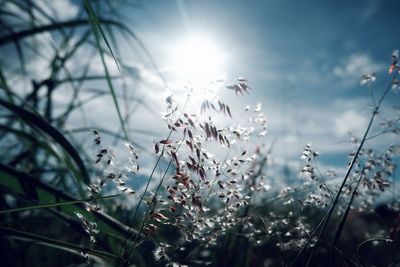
xmin=1 ymin=1 xmax=400 ymax=266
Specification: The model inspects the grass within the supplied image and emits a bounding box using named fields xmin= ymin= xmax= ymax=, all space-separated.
xmin=1 ymin=1 xmax=400 ymax=266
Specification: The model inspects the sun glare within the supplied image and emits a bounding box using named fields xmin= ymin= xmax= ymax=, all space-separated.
xmin=170 ymin=34 xmax=225 ymax=87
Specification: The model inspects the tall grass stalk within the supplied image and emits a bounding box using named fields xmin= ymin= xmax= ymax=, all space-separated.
xmin=302 ymin=72 xmax=399 ymax=266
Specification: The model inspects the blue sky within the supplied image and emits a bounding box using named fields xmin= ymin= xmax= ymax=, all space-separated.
xmin=118 ymin=0 xmax=400 ymax=170
xmin=3 ymin=0 xmax=399 ymax=179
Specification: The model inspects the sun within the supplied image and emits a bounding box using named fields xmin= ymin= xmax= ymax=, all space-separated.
xmin=170 ymin=34 xmax=225 ymax=87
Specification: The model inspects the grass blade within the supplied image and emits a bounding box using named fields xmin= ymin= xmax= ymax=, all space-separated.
xmin=82 ymin=0 xmax=127 ymax=139
xmin=0 ymin=98 xmax=90 ymax=185
xmin=0 ymin=194 xmax=122 ymax=215
xmin=0 ymin=163 xmax=144 ymax=240
xmin=0 ymin=226 xmax=120 ymax=262
xmin=0 ymin=19 xmax=130 ymax=46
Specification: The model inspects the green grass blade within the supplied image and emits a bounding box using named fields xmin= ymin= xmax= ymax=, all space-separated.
xmin=0 ymin=226 xmax=120 ymax=262
xmin=82 ymin=0 xmax=128 ymax=139
xmin=0 ymin=125 xmax=62 ymax=162
xmin=0 ymin=163 xmax=144 ymax=239
xmin=82 ymin=0 xmax=121 ymax=72
xmin=0 ymin=194 xmax=122 ymax=215
xmin=0 ymin=98 xmax=90 ymax=185
xmin=0 ymin=19 xmax=129 ymax=46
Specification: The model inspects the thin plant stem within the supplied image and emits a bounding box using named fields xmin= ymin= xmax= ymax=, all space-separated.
xmin=314 ymin=158 xmax=334 ymax=202
xmin=331 ymin=168 xmax=366 ymax=264
xmin=304 ymin=72 xmax=398 ymax=266
xmin=123 ymin=88 xmax=225 ymax=263
xmin=117 ymin=93 xmax=192 ymax=265
xmin=0 ymin=193 xmax=123 ymax=215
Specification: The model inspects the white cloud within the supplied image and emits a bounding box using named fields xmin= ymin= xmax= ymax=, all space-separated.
xmin=259 ymin=96 xmax=374 ymax=161
xmin=333 ymin=53 xmax=382 ymax=84
xmin=334 ymin=109 xmax=368 ymax=136
xmin=89 ymin=55 xmax=120 ymax=76
xmin=123 ymin=61 xmax=166 ymax=92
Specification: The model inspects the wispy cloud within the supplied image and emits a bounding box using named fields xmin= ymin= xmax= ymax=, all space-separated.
xmin=334 ymin=109 xmax=368 ymax=136
xmin=333 ymin=53 xmax=382 ymax=85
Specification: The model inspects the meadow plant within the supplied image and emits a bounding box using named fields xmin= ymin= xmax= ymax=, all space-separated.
xmin=77 ymin=48 xmax=400 ymax=266
xmin=1 ymin=1 xmax=400 ymax=266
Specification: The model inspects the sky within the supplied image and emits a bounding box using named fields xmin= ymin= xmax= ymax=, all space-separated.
xmin=2 ymin=0 xmax=400 ymax=183
xmin=120 ymin=0 xmax=400 ymax=170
